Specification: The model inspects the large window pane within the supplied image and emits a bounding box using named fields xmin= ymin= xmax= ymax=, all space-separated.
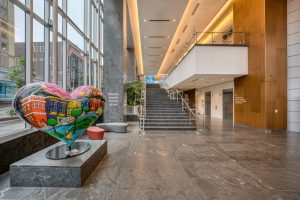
xmin=92 ymin=6 xmax=98 ymax=47
xmin=50 ymin=6 xmax=62 ymax=33
xmin=100 ymin=19 xmax=103 ymax=53
xmin=33 ymin=19 xmax=45 ymax=82
xmin=50 ymin=32 xmax=63 ymax=86
xmin=33 ymin=0 xmax=44 ymax=20
xmin=0 ymin=2 xmax=25 ymax=134
xmin=67 ymin=0 xmax=84 ymax=32
xmin=67 ymin=45 xmax=84 ymax=92
xmin=58 ymin=0 xmax=63 ymax=9
xmin=67 ymin=23 xmax=84 ymax=51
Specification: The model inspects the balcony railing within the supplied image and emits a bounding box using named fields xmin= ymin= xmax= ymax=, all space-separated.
xmin=167 ymin=31 xmax=247 ymax=75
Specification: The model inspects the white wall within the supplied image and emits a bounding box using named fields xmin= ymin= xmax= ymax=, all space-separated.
xmin=165 ymin=46 xmax=248 ymax=88
xmin=196 ymin=81 xmax=234 ymax=119
xmin=288 ymin=0 xmax=300 ymax=132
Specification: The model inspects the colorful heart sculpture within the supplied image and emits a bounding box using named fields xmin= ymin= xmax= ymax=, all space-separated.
xmin=13 ymin=82 xmax=105 ymax=147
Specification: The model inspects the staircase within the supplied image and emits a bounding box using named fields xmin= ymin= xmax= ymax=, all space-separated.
xmin=144 ymin=84 xmax=196 ymax=131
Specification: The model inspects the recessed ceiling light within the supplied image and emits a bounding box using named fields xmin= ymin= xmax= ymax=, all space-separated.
xmin=144 ymin=35 xmax=147 ymax=38
xmin=172 ymin=19 xmax=176 ymax=22
xmin=143 ymin=19 xmax=147 ymax=22
xmin=222 ymin=78 xmax=225 ymax=81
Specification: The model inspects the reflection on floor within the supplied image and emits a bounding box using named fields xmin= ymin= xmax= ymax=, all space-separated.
xmin=0 ymin=119 xmax=25 ymax=136
xmin=0 ymin=119 xmax=300 ymax=200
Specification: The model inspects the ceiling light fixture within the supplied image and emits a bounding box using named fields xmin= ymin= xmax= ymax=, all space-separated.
xmin=127 ymin=0 xmax=144 ymax=74
xmin=159 ymin=0 xmax=233 ymax=75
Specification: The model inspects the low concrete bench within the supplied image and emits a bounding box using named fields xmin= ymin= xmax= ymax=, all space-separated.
xmin=96 ymin=122 xmax=128 ymax=133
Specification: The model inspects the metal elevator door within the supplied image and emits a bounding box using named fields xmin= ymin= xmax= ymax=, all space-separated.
xmin=223 ymin=90 xmax=233 ymax=121
xmin=205 ymin=92 xmax=211 ymax=117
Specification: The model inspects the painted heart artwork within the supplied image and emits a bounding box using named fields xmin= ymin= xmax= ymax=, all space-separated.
xmin=13 ymin=82 xmax=105 ymax=147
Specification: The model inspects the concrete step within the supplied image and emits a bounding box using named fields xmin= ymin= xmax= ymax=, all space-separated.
xmin=146 ymin=112 xmax=187 ymax=116
xmin=144 ymin=126 xmax=197 ymax=131
xmin=146 ymin=116 xmax=190 ymax=119
xmin=145 ymin=118 xmax=195 ymax=122
xmin=145 ymin=123 xmax=195 ymax=127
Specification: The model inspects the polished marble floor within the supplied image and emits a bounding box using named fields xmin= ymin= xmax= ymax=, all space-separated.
xmin=0 ymin=119 xmax=300 ymax=200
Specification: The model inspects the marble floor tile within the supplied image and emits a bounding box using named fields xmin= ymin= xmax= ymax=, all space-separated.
xmin=0 ymin=120 xmax=300 ymax=200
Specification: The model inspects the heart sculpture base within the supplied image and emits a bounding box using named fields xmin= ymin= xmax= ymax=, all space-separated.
xmin=46 ymin=142 xmax=91 ymax=160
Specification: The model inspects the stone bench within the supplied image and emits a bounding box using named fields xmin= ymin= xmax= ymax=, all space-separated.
xmin=96 ymin=122 xmax=128 ymax=133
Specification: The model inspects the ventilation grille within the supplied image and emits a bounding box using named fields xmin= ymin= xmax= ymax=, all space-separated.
xmin=148 ymin=19 xmax=171 ymax=22
xmin=191 ymin=3 xmax=200 ymax=16
xmin=147 ymin=46 xmax=163 ymax=49
xmin=147 ymin=55 xmax=160 ymax=57
xmin=148 ymin=35 xmax=167 ymax=38
xmin=182 ymin=25 xmax=188 ymax=33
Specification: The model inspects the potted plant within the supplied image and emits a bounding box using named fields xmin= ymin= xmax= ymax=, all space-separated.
xmin=125 ymin=80 xmax=142 ymax=115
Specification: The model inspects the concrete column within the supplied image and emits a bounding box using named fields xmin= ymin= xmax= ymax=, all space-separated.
xmin=287 ymin=0 xmax=300 ymax=132
xmin=126 ymin=48 xmax=136 ymax=81
xmin=103 ymin=0 xmax=124 ymax=122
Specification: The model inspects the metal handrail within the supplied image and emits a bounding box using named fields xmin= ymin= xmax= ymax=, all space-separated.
xmin=138 ymin=76 xmax=146 ymax=133
xmin=166 ymin=31 xmax=247 ymax=76
xmin=167 ymin=89 xmax=205 ymax=133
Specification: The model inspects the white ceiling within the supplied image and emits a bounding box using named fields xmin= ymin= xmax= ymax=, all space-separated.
xmin=173 ymin=74 xmax=241 ymax=91
xmin=138 ymin=0 xmax=188 ymax=75
xmin=137 ymin=0 xmax=228 ymax=75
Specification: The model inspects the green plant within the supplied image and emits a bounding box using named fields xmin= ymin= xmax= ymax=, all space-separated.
xmin=8 ymin=57 xmax=36 ymax=89
xmin=8 ymin=57 xmax=26 ymax=89
xmin=125 ymin=80 xmax=142 ymax=106
xmin=7 ymin=107 xmax=16 ymax=116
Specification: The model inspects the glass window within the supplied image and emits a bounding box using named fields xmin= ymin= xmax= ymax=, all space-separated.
xmin=0 ymin=2 xmax=26 ymax=135
xmin=100 ymin=19 xmax=103 ymax=53
xmin=58 ymin=0 xmax=63 ymax=9
xmin=67 ymin=23 xmax=84 ymax=51
xmin=33 ymin=19 xmax=45 ymax=82
xmin=18 ymin=0 xmax=25 ymax=4
xmin=33 ymin=0 xmax=44 ymax=20
xmin=50 ymin=32 xmax=63 ymax=87
xmin=67 ymin=0 xmax=84 ymax=32
xmin=50 ymin=6 xmax=62 ymax=33
xmin=92 ymin=6 xmax=98 ymax=47
xmin=67 ymin=44 xmax=84 ymax=92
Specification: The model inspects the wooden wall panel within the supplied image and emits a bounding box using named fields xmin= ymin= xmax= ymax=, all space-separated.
xmin=184 ymin=89 xmax=196 ymax=109
xmin=233 ymin=0 xmax=287 ymax=130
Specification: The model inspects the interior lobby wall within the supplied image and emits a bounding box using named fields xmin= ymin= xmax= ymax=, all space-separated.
xmin=196 ymin=81 xmax=234 ymax=119
xmin=233 ymin=0 xmax=287 ymax=130
xmin=103 ymin=0 xmax=125 ymax=122
xmin=287 ymin=0 xmax=300 ymax=132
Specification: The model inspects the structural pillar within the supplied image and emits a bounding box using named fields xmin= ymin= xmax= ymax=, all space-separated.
xmin=103 ymin=0 xmax=125 ymax=122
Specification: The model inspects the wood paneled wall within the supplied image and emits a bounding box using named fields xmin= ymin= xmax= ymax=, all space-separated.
xmin=233 ymin=0 xmax=287 ymax=130
xmin=184 ymin=89 xmax=196 ymax=109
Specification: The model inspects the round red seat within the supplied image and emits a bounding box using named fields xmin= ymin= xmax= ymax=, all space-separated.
xmin=87 ymin=126 xmax=105 ymax=140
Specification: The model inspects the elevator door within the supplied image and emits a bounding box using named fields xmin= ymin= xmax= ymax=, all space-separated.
xmin=223 ymin=90 xmax=233 ymax=121
xmin=205 ymin=92 xmax=211 ymax=117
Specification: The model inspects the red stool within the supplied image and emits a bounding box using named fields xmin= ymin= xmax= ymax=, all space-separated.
xmin=87 ymin=126 xmax=105 ymax=140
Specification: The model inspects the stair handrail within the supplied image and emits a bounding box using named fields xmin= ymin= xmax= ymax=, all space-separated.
xmin=167 ymin=89 xmax=205 ymax=132
xmin=138 ymin=76 xmax=146 ymax=133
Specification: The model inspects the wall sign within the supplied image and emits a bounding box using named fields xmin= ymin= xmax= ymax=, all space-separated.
xmin=235 ymin=95 xmax=247 ymax=104
xmin=108 ymin=93 xmax=119 ymax=106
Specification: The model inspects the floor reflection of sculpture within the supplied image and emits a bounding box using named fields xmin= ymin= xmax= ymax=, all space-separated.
xmin=14 ymin=82 xmax=105 ymax=160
